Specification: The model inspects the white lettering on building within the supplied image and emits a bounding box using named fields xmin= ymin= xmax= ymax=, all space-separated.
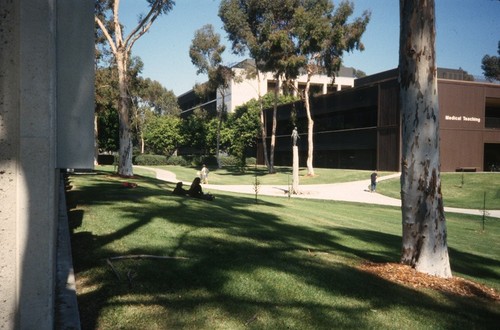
xmin=445 ymin=115 xmax=481 ymax=123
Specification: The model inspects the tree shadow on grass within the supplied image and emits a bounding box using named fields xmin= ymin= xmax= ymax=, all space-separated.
xmin=70 ymin=173 xmax=500 ymax=329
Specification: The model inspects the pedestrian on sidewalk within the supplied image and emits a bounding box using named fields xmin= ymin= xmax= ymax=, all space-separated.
xmin=370 ymin=171 xmax=378 ymax=192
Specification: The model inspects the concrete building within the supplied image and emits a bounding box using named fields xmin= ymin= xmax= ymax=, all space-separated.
xmin=265 ymin=69 xmax=500 ymax=172
xmin=0 ymin=1 xmax=94 ymax=328
xmin=177 ymin=59 xmax=358 ymax=116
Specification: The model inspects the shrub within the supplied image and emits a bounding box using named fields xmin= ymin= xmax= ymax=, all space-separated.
xmin=134 ymin=154 xmax=168 ymax=166
xmin=165 ymin=156 xmax=190 ymax=166
xmin=218 ymin=155 xmax=240 ymax=167
xmin=246 ymin=157 xmax=257 ymax=166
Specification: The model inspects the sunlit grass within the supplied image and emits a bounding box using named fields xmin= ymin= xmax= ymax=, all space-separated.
xmin=138 ymin=164 xmax=394 ymax=185
xmin=70 ymin=169 xmax=499 ymax=329
xmin=377 ymin=172 xmax=500 ymax=209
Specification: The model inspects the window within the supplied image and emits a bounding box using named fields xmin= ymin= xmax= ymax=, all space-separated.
xmin=485 ymin=97 xmax=500 ymax=129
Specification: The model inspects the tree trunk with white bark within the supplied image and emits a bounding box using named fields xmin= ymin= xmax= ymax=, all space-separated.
xmin=399 ymin=0 xmax=451 ymax=278
xmin=304 ymin=73 xmax=315 ymax=177
xmin=116 ymin=51 xmax=134 ymax=176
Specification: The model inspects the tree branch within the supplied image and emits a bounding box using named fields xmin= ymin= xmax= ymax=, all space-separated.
xmin=95 ymin=16 xmax=118 ymax=55
xmin=113 ymin=0 xmax=124 ymax=48
xmin=124 ymin=0 xmax=163 ymax=53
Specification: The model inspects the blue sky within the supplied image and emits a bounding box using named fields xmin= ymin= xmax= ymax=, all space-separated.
xmin=120 ymin=0 xmax=500 ymax=96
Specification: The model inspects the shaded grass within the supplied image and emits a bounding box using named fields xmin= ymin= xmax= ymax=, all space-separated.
xmin=69 ymin=170 xmax=500 ymax=330
xmin=377 ymin=172 xmax=500 ymax=209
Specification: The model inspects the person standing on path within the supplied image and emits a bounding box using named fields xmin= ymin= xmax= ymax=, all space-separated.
xmin=370 ymin=171 xmax=378 ymax=192
xmin=200 ymin=164 xmax=209 ymax=184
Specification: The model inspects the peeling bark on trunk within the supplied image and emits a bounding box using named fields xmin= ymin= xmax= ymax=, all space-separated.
xmin=399 ymin=0 xmax=451 ymax=278
xmin=304 ymin=74 xmax=315 ymax=176
xmin=116 ymin=51 xmax=133 ymax=177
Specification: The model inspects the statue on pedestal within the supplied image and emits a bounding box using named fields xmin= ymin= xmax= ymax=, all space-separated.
xmin=291 ymin=127 xmax=299 ymax=146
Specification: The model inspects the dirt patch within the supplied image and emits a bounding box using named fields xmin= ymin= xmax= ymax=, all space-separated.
xmin=358 ymin=262 xmax=500 ymax=301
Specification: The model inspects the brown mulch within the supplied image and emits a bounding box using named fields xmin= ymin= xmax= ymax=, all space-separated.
xmin=358 ymin=262 xmax=500 ymax=301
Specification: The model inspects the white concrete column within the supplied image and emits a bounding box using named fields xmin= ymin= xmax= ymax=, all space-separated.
xmin=1 ymin=0 xmax=58 ymax=329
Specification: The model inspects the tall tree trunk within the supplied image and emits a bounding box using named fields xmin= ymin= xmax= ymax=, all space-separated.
xmin=216 ymin=90 xmax=224 ymax=169
xmin=140 ymin=132 xmax=145 ymax=154
xmin=269 ymin=77 xmax=279 ymax=174
xmin=399 ymin=0 xmax=451 ymax=278
xmin=116 ymin=50 xmax=134 ymax=177
xmin=257 ymin=71 xmax=270 ymax=170
xmin=304 ymin=73 xmax=315 ymax=176
xmin=94 ymin=112 xmax=99 ymax=165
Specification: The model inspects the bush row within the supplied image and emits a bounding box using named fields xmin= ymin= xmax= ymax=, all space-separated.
xmin=129 ymin=154 xmax=256 ymax=167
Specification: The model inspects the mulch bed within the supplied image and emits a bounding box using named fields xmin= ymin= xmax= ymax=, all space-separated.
xmin=358 ymin=262 xmax=500 ymax=301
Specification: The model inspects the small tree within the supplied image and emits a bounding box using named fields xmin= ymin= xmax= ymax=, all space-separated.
xmin=143 ymin=115 xmax=184 ymax=156
xmin=95 ymin=0 xmax=174 ymax=176
xmin=399 ymin=0 xmax=451 ymax=278
xmin=189 ymin=24 xmax=233 ymax=168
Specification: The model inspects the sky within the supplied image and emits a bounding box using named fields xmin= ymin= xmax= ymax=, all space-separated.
xmin=119 ymin=0 xmax=500 ymax=96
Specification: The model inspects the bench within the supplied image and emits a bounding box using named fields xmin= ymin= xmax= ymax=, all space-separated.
xmin=455 ymin=167 xmax=477 ymax=172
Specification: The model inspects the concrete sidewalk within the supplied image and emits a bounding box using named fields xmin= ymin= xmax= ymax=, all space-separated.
xmin=136 ymin=166 xmax=500 ymax=219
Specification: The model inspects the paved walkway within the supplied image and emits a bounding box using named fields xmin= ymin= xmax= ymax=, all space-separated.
xmin=136 ymin=166 xmax=500 ymax=219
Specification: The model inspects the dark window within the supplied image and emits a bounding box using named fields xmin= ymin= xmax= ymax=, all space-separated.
xmin=485 ymin=97 xmax=500 ymax=129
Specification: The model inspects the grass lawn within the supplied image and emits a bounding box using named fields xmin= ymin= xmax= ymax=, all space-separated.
xmin=70 ymin=169 xmax=499 ymax=329
xmin=377 ymin=172 xmax=500 ymax=209
xmin=144 ymin=165 xmax=395 ymax=186
xmin=136 ymin=165 xmax=500 ymax=210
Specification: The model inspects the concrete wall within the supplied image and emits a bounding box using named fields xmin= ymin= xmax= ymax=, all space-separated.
xmin=0 ymin=0 xmax=94 ymax=328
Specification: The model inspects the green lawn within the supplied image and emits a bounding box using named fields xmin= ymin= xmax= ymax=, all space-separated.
xmin=70 ymin=169 xmax=499 ymax=329
xmin=143 ymin=165 xmax=394 ymax=185
xmin=377 ymin=172 xmax=500 ymax=209
xmin=133 ymin=165 xmax=500 ymax=210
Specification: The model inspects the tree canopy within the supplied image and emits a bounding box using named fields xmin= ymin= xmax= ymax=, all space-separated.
xmin=219 ymin=0 xmax=370 ymax=176
xmin=482 ymin=41 xmax=500 ymax=82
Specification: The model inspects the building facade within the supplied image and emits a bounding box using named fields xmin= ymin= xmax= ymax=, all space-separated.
xmin=0 ymin=1 xmax=94 ymax=328
xmin=177 ymin=59 xmax=358 ymax=116
xmin=265 ymin=69 xmax=500 ymax=172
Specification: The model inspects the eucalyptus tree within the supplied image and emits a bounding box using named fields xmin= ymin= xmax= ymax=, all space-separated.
xmin=219 ymin=0 xmax=300 ymax=173
xmin=399 ymin=0 xmax=451 ymax=278
xmin=95 ymin=0 xmax=174 ymax=176
xmin=481 ymin=41 xmax=500 ymax=82
xmin=189 ymin=24 xmax=233 ymax=168
xmin=292 ymin=0 xmax=370 ymax=176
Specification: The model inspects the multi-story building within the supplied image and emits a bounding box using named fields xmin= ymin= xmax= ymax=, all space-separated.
xmin=264 ymin=69 xmax=500 ymax=172
xmin=177 ymin=59 xmax=359 ymax=116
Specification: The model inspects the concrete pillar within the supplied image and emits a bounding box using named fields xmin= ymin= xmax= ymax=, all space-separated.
xmin=0 ymin=0 xmax=93 ymax=328
xmin=0 ymin=1 xmax=58 ymax=329
xmin=292 ymin=146 xmax=300 ymax=194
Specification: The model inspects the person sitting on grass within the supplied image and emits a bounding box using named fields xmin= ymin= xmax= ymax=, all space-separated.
xmin=188 ymin=177 xmax=214 ymax=201
xmin=172 ymin=182 xmax=187 ymax=196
